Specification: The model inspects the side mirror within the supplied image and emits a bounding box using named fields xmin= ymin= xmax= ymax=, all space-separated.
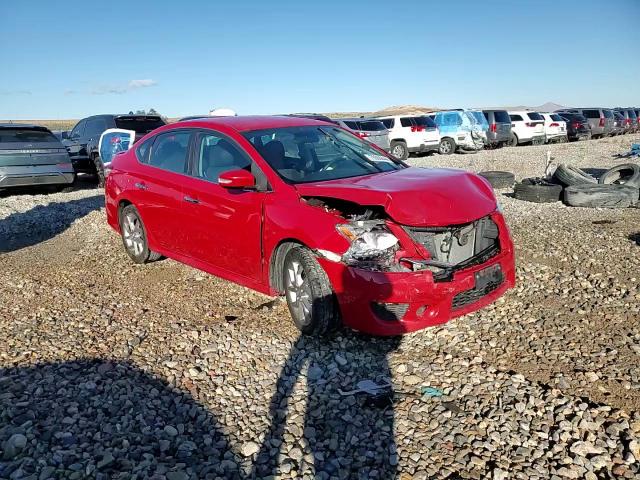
xmin=218 ymin=169 xmax=256 ymax=189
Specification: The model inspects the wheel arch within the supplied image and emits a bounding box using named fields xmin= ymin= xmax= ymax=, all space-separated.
xmin=268 ymin=238 xmax=309 ymax=294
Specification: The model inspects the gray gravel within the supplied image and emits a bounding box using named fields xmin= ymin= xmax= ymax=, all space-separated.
xmin=1 ymin=137 xmax=640 ymax=479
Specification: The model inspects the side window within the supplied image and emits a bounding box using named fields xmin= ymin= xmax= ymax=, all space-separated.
xmin=148 ymin=131 xmax=191 ymax=174
xmin=443 ymin=113 xmax=460 ymax=126
xmin=343 ymin=121 xmax=358 ymax=130
xmin=84 ymin=118 xmax=108 ymax=137
xmin=135 ymin=137 xmax=153 ymax=163
xmin=70 ymin=120 xmax=85 ymax=139
xmin=381 ymin=119 xmax=394 ymax=129
xmin=509 ymin=115 xmax=523 ymax=122
xmin=195 ymin=132 xmax=251 ymax=183
xmin=400 ymin=117 xmax=413 ymax=128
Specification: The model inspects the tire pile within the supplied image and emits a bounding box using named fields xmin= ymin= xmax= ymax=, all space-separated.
xmin=479 ymin=163 xmax=640 ymax=208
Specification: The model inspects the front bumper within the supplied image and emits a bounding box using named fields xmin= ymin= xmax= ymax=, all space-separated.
xmin=0 ymin=165 xmax=75 ymax=188
xmin=319 ymin=216 xmax=516 ymax=336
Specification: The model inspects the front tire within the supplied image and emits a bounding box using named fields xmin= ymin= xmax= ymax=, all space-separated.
xmin=283 ymin=247 xmax=339 ymax=336
xmin=119 ymin=205 xmax=161 ymax=264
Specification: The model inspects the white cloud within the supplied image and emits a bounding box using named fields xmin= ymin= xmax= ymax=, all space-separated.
xmin=91 ymin=79 xmax=158 ymax=95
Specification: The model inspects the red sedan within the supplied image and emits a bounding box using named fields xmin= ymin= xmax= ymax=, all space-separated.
xmin=105 ymin=116 xmax=515 ymax=336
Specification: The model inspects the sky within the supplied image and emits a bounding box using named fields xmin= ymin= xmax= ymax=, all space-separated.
xmin=1 ymin=0 xmax=639 ymax=119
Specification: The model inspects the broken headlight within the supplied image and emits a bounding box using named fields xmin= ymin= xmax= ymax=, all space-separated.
xmin=337 ymin=221 xmax=399 ymax=269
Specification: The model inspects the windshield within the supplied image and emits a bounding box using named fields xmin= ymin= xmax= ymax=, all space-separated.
xmin=243 ymin=126 xmax=403 ymax=184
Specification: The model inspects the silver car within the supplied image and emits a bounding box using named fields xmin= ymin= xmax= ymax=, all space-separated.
xmin=333 ymin=118 xmax=391 ymax=152
xmin=555 ymin=108 xmax=614 ymax=138
xmin=0 ymin=124 xmax=75 ymax=191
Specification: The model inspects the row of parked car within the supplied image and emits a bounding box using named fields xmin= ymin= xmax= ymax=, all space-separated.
xmin=305 ymin=107 xmax=640 ymax=160
xmin=0 ymin=107 xmax=638 ymax=192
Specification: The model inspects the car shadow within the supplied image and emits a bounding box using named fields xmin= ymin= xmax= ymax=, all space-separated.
xmin=0 ymin=195 xmax=103 ymax=254
xmin=0 ymin=359 xmax=242 ymax=479
xmin=253 ymin=265 xmax=401 ymax=478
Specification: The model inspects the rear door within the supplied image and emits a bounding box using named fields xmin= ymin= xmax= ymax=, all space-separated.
xmin=493 ymin=110 xmax=512 ymax=138
xmin=133 ymin=129 xmax=193 ymax=255
xmin=0 ymin=127 xmax=70 ymax=168
xmin=180 ymin=129 xmax=264 ymax=282
xmin=355 ymin=120 xmax=390 ymax=150
xmin=114 ymin=115 xmax=166 ymax=142
xmin=526 ymin=112 xmax=545 ymax=135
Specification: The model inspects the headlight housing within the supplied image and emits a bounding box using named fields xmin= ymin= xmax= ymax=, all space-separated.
xmin=336 ymin=221 xmax=399 ymax=269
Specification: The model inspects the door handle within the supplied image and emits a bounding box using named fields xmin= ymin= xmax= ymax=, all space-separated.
xmin=134 ymin=182 xmax=147 ymax=190
xmin=183 ymin=195 xmax=200 ymax=204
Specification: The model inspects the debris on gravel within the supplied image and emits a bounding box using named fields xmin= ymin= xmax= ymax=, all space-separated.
xmin=1 ymin=136 xmax=639 ymax=478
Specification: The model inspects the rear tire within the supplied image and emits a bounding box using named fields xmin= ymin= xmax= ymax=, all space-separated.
xmin=390 ymin=141 xmax=408 ymax=160
xmin=119 ymin=205 xmax=162 ymax=264
xmin=283 ymin=247 xmax=339 ymax=336
xmin=92 ymin=154 xmax=105 ymax=187
xmin=438 ymin=138 xmax=455 ymax=155
xmin=509 ymin=133 xmax=518 ymax=147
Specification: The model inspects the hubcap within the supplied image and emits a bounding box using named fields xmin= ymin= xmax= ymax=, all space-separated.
xmin=440 ymin=141 xmax=451 ymax=153
xmin=392 ymin=145 xmax=404 ymax=158
xmin=122 ymin=213 xmax=144 ymax=256
xmin=285 ymin=260 xmax=312 ymax=325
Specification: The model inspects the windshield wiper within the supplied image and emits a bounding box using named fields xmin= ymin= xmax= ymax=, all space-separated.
xmin=317 ymin=128 xmax=384 ymax=172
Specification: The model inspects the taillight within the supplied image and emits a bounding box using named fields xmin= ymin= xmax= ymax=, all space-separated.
xmin=525 ymin=122 xmax=534 ymax=127
xmin=490 ymin=123 xmax=497 ymax=132
xmin=410 ymin=126 xmax=425 ymax=132
xmin=550 ymin=123 xmax=559 ymax=127
xmin=110 ymin=136 xmax=122 ymax=144
xmin=357 ymin=132 xmax=369 ymax=138
xmin=572 ymin=122 xmax=580 ymax=129
xmin=599 ymin=117 xmax=605 ymax=127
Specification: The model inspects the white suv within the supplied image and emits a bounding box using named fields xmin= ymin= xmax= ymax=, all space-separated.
xmin=376 ymin=115 xmax=440 ymax=160
xmin=508 ymin=111 xmax=546 ymax=146
xmin=540 ymin=113 xmax=568 ymax=143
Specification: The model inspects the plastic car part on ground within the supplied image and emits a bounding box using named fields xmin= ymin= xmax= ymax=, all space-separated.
xmin=552 ymin=164 xmax=597 ymax=186
xmin=564 ymin=184 xmax=639 ymax=208
xmin=478 ymin=171 xmax=516 ymax=189
xmin=514 ymin=177 xmax=563 ymax=203
xmin=598 ymin=163 xmax=640 ymax=188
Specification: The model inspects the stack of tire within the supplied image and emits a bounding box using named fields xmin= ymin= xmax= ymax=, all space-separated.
xmin=553 ymin=163 xmax=640 ymax=208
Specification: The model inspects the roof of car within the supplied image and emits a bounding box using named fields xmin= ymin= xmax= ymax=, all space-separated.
xmin=173 ymin=115 xmax=332 ymax=132
xmin=0 ymin=123 xmax=50 ymax=130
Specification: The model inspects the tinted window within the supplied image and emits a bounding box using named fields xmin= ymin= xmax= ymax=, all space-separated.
xmin=0 ymin=128 xmax=60 ymax=145
xmin=84 ymin=118 xmax=109 ymax=136
xmin=148 ymin=131 xmax=191 ymax=174
xmin=583 ymin=109 xmax=601 ymax=119
xmin=442 ymin=113 xmax=462 ymax=126
xmin=195 ymin=132 xmax=251 ymax=183
xmin=136 ymin=138 xmax=153 ymax=163
xmin=243 ymin=126 xmax=401 ymax=184
xmin=400 ymin=118 xmax=413 ymax=127
xmin=550 ymin=114 xmax=563 ymax=121
xmin=493 ymin=111 xmax=510 ymax=123
xmin=526 ymin=112 xmax=543 ymax=121
xmin=629 ymin=110 xmax=638 ymax=119
xmin=413 ymin=116 xmax=437 ymax=128
xmin=343 ymin=121 xmax=359 ymax=130
xmin=357 ymin=121 xmax=387 ymax=132
xmin=380 ymin=119 xmax=394 ymax=129
xmin=509 ymin=114 xmax=523 ymax=122
xmin=603 ymin=109 xmax=613 ymax=119
xmin=70 ymin=121 xmax=85 ymax=139
xmin=115 ymin=116 xmax=166 ymax=134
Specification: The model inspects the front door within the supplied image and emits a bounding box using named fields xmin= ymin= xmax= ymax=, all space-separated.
xmin=180 ymin=130 xmax=264 ymax=283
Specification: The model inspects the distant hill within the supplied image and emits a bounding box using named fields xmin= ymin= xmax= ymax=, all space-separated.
xmin=501 ymin=102 xmax=566 ymax=112
xmin=322 ymin=105 xmax=439 ymax=118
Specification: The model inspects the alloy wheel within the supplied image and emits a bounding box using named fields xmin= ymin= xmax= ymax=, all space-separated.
xmin=285 ymin=260 xmax=312 ymax=325
xmin=392 ymin=144 xmax=405 ymax=159
xmin=122 ymin=213 xmax=144 ymax=257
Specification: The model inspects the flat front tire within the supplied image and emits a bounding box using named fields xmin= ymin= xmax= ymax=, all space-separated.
xmin=283 ymin=247 xmax=339 ymax=336
xmin=119 ymin=205 xmax=161 ymax=264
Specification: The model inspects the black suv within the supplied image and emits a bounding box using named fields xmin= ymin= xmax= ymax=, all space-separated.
xmin=63 ymin=114 xmax=165 ymax=185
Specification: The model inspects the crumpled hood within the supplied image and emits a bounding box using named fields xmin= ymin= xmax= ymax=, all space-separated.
xmin=295 ymin=167 xmax=497 ymax=227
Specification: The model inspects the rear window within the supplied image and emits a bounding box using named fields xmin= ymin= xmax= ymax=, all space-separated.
xmin=603 ymin=109 xmax=613 ymax=118
xmin=493 ymin=111 xmax=510 ymax=123
xmin=583 ymin=109 xmax=601 ymax=119
xmin=400 ymin=118 xmax=413 ymax=127
xmin=357 ymin=120 xmax=387 ymax=132
xmin=550 ymin=114 xmax=563 ymax=121
xmin=380 ymin=118 xmax=394 ymax=129
xmin=509 ymin=114 xmax=523 ymax=122
xmin=0 ymin=128 xmax=60 ymax=144
xmin=114 ymin=116 xmax=165 ymax=134
xmin=413 ymin=116 xmax=437 ymax=128
xmin=526 ymin=112 xmax=543 ymax=121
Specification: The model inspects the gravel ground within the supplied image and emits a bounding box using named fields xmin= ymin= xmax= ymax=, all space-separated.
xmin=1 ymin=136 xmax=640 ymax=479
